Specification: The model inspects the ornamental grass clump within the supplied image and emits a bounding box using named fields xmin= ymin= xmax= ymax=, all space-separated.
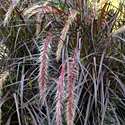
xmin=1 ymin=0 xmax=125 ymax=125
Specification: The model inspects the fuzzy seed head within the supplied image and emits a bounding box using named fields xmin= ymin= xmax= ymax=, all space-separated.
xmin=4 ymin=0 xmax=20 ymax=26
xmin=56 ymin=62 xmax=66 ymax=125
xmin=56 ymin=10 xmax=78 ymax=61
xmin=66 ymin=54 xmax=77 ymax=125
xmin=39 ymin=34 xmax=53 ymax=102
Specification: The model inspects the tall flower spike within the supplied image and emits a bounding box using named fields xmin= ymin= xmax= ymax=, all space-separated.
xmin=56 ymin=61 xmax=66 ymax=125
xmin=4 ymin=0 xmax=20 ymax=26
xmin=67 ymin=54 xmax=77 ymax=125
xmin=56 ymin=10 xmax=78 ymax=62
xmin=39 ymin=34 xmax=53 ymax=102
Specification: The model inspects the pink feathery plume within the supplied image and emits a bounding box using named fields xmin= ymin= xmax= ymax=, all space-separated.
xmin=39 ymin=33 xmax=53 ymax=102
xmin=67 ymin=54 xmax=77 ymax=125
xmin=56 ymin=61 xmax=66 ymax=125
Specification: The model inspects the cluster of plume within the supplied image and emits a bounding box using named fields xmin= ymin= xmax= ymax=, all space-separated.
xmin=3 ymin=0 xmax=125 ymax=125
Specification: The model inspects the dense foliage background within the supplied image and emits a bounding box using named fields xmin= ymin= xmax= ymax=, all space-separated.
xmin=0 ymin=0 xmax=125 ymax=125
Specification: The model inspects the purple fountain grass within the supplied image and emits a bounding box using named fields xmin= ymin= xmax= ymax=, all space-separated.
xmin=56 ymin=61 xmax=66 ymax=125
xmin=39 ymin=33 xmax=53 ymax=102
xmin=67 ymin=54 xmax=77 ymax=125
